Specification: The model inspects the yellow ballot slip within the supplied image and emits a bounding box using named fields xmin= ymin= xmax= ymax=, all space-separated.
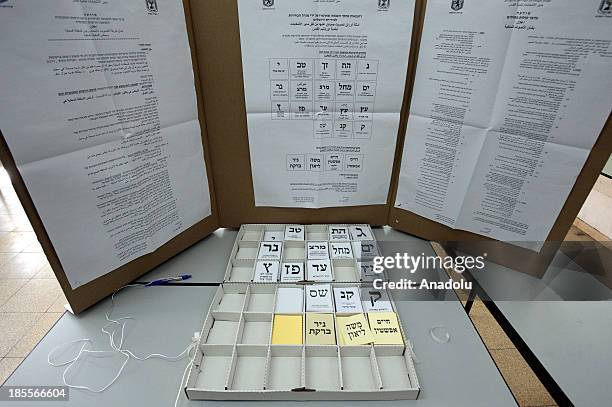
xmin=368 ymin=312 xmax=404 ymax=345
xmin=305 ymin=313 xmax=336 ymax=345
xmin=337 ymin=313 xmax=374 ymax=346
xmin=272 ymin=314 xmax=303 ymax=345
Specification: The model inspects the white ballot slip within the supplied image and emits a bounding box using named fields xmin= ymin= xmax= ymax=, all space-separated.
xmin=280 ymin=262 xmax=305 ymax=282
xmin=305 ymin=284 xmax=334 ymax=312
xmin=330 ymin=242 xmax=354 ymax=259
xmin=361 ymin=288 xmax=393 ymax=312
xmin=253 ymin=261 xmax=280 ymax=282
xmin=307 ymin=241 xmax=329 ymax=259
xmin=349 ymin=225 xmax=374 ymax=241
xmin=0 ymin=0 xmax=211 ymax=288
xmin=258 ymin=241 xmax=283 ymax=260
xmin=395 ymin=0 xmax=612 ymax=247
xmin=307 ymin=259 xmax=333 ymax=282
xmin=329 ymin=226 xmax=350 ymax=241
xmin=359 ymin=261 xmax=377 ymax=282
xmin=237 ymin=0 xmax=416 ymax=207
xmin=333 ymin=287 xmax=363 ymax=313
xmin=284 ymin=225 xmax=305 ymax=241
xmin=275 ymin=287 xmax=304 ymax=313
xmin=264 ymin=231 xmax=285 ymax=241
xmin=352 ymin=241 xmax=379 ymax=260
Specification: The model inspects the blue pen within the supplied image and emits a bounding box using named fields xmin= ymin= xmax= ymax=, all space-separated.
xmin=145 ymin=274 xmax=192 ymax=286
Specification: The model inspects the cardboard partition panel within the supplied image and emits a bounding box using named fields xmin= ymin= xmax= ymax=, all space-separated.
xmin=386 ymin=0 xmax=612 ymax=276
xmin=188 ymin=0 xmax=417 ymax=227
xmin=0 ymin=0 xmax=219 ymax=314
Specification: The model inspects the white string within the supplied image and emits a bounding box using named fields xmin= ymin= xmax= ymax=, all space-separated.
xmin=47 ymin=284 xmax=199 ymax=398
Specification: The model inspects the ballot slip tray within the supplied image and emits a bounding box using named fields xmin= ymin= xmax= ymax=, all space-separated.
xmin=185 ymin=224 xmax=420 ymax=400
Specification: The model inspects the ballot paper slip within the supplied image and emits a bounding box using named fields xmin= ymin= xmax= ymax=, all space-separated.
xmin=361 ymin=288 xmax=394 ymax=312
xmin=263 ymin=231 xmax=284 ymax=241
xmin=274 ymin=287 xmax=304 ymax=313
xmin=253 ymin=261 xmax=280 ymax=282
xmin=258 ymin=241 xmax=282 ymax=260
xmin=333 ymin=287 xmax=363 ymax=313
xmin=330 ymin=242 xmax=354 ymax=259
xmin=305 ymin=313 xmax=336 ymax=345
xmin=337 ymin=313 xmax=374 ymax=346
xmin=352 ymin=241 xmax=379 ymax=260
xmin=280 ymin=262 xmax=304 ymax=282
xmin=284 ymin=225 xmax=305 ymax=241
xmin=307 ymin=241 xmax=330 ymax=260
xmin=307 ymin=259 xmax=333 ymax=282
xmin=329 ymin=226 xmax=350 ymax=241
xmin=368 ymin=312 xmax=404 ymax=345
xmin=272 ymin=315 xmax=303 ymax=345
xmin=349 ymin=225 xmax=375 ymax=241
xmin=305 ymin=284 xmax=334 ymax=312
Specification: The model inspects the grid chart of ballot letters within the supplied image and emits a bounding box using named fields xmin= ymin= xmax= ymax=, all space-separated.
xmin=224 ymin=224 xmax=383 ymax=283
xmin=186 ymin=225 xmax=420 ymax=400
xmin=269 ymin=58 xmax=378 ymax=138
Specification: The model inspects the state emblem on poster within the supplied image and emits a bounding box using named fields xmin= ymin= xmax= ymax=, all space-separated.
xmin=451 ymin=0 xmax=464 ymax=11
xmin=599 ymin=0 xmax=612 ymax=14
xmin=145 ymin=0 xmax=158 ymax=12
xmin=263 ymin=0 xmax=274 ymax=7
xmin=378 ymin=0 xmax=390 ymax=10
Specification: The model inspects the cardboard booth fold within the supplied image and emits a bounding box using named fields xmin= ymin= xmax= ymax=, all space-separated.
xmin=0 ymin=0 xmax=610 ymax=313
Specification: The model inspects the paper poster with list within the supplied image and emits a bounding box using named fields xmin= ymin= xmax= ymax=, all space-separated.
xmin=238 ymin=0 xmax=415 ymax=207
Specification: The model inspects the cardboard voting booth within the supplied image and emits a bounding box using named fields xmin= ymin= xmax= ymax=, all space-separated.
xmin=0 ymin=0 xmax=610 ymax=314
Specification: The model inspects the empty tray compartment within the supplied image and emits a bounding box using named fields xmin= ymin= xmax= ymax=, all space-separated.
xmin=239 ymin=224 xmax=263 ymax=242
xmin=305 ymin=346 xmax=341 ymax=391
xmin=238 ymin=313 xmax=272 ymax=345
xmin=282 ymin=240 xmax=306 ymax=260
xmin=235 ymin=241 xmax=259 ymax=260
xmin=204 ymin=314 xmax=240 ymax=345
xmin=332 ymin=259 xmax=360 ymax=281
xmin=228 ymin=259 xmax=255 ymax=282
xmin=340 ymin=346 xmax=381 ymax=390
xmin=246 ymin=284 xmax=276 ymax=312
xmin=213 ymin=284 xmax=247 ymax=312
xmin=191 ymin=345 xmax=233 ymax=391
xmin=267 ymin=346 xmax=303 ymax=390
xmin=228 ymin=345 xmax=268 ymax=390
xmin=375 ymin=347 xmax=413 ymax=390
xmin=306 ymin=224 xmax=328 ymax=241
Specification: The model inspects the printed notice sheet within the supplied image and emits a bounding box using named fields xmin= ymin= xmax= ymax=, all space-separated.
xmin=0 ymin=0 xmax=211 ymax=287
xmin=395 ymin=0 xmax=612 ymax=245
xmin=238 ymin=0 xmax=415 ymax=207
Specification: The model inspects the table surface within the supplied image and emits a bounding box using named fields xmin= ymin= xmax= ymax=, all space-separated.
xmin=471 ymin=252 xmax=612 ymax=407
xmin=1 ymin=229 xmax=517 ymax=407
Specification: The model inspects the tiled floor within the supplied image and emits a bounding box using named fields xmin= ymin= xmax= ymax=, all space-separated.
xmin=0 ymin=169 xmax=67 ymax=384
